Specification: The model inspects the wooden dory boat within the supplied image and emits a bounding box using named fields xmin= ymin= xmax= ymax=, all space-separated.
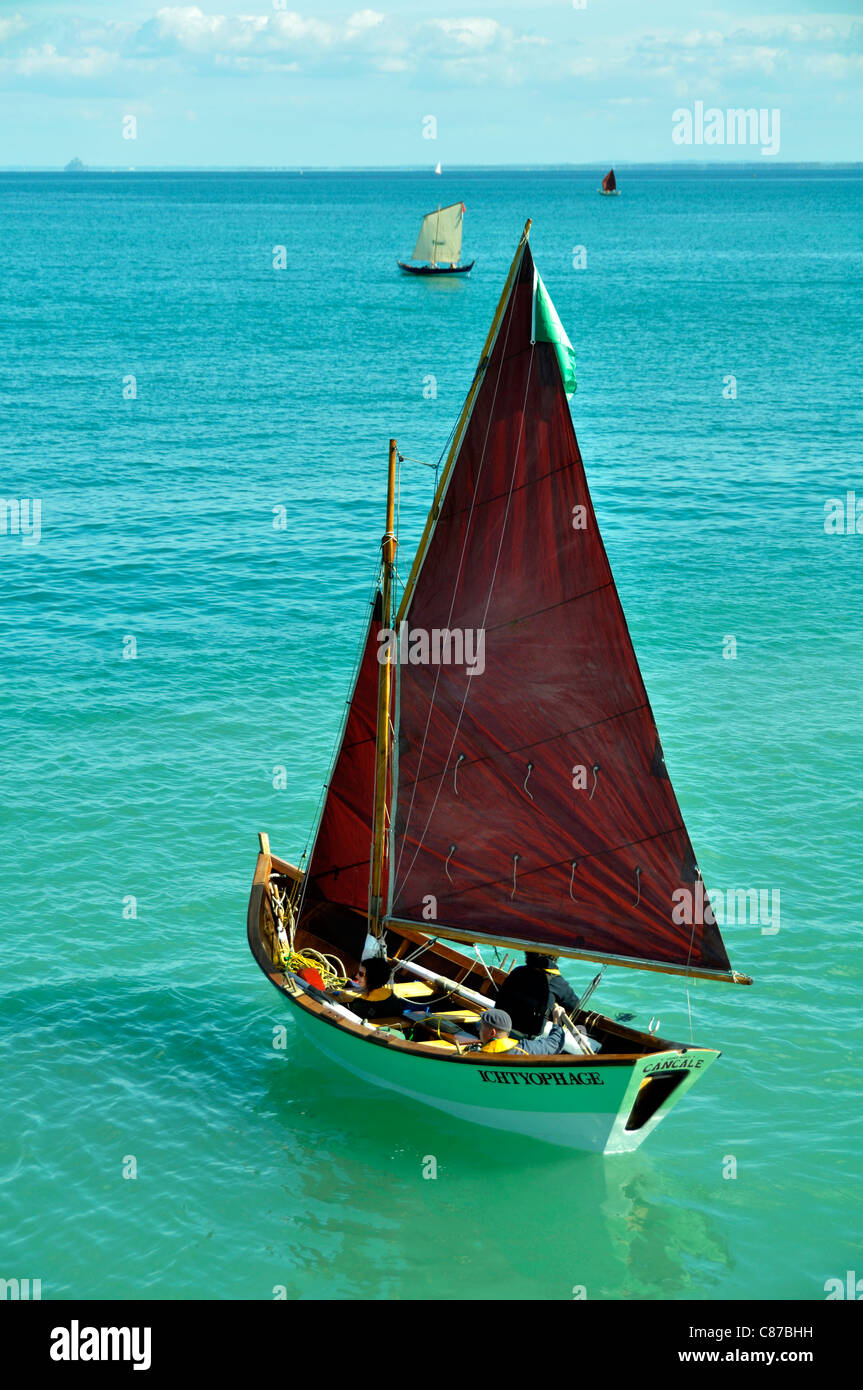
xmin=398 ymin=201 xmax=474 ymax=275
xmin=398 ymin=261 xmax=475 ymax=276
xmin=247 ymin=220 xmax=751 ymax=1154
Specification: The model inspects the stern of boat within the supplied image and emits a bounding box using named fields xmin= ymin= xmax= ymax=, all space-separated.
xmin=602 ymin=1046 xmax=721 ymax=1154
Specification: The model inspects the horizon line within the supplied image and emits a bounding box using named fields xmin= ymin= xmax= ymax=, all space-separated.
xmin=3 ymin=160 xmax=862 ymax=173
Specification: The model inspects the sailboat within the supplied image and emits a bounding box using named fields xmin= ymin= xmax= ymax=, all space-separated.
xmin=434 ymin=160 xmax=442 ymax=176
xmin=600 ymin=168 xmax=620 ymax=196
xmin=398 ymin=201 xmax=474 ymax=276
xmin=247 ymin=221 xmax=751 ymax=1154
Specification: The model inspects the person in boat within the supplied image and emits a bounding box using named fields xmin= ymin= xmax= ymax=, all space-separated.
xmin=527 ymin=953 xmax=579 ymax=1014
xmin=466 ymin=1006 xmax=567 ymax=1056
xmin=347 ymin=956 xmax=401 ymax=1022
xmin=494 ymin=953 xmax=578 ymax=1038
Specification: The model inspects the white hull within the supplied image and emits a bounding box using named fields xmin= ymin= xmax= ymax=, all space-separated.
xmin=287 ymin=984 xmax=719 ymax=1155
xmin=249 ymin=847 xmax=722 ymax=1155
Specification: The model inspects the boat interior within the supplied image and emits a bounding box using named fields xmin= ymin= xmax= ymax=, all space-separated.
xmin=250 ymin=848 xmax=679 ymax=1062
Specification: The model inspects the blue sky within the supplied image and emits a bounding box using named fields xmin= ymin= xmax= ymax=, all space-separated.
xmin=0 ymin=1 xmax=860 ymax=165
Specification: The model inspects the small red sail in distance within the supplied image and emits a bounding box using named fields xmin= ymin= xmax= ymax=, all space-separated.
xmin=602 ymin=169 xmax=617 ymax=192
xmin=386 ymin=238 xmax=736 ymax=979
xmin=302 ymin=593 xmax=384 ymax=915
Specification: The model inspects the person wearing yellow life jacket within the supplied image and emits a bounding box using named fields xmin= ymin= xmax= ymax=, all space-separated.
xmin=349 ymin=956 xmax=401 ymax=1022
xmin=466 ymin=1006 xmax=567 ymax=1055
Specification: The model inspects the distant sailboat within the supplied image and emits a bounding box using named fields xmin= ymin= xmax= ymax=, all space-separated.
xmin=398 ymin=202 xmax=474 ymax=276
xmin=435 ymin=160 xmax=442 ymax=175
xmin=600 ymin=168 xmax=620 ymax=196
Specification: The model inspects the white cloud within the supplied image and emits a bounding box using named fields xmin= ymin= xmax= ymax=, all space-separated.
xmin=0 ymin=15 xmax=29 ymax=43
xmin=8 ymin=43 xmax=118 ymax=79
xmin=0 ymin=5 xmax=858 ymax=101
xmin=346 ymin=10 xmax=386 ymax=37
xmin=427 ymin=19 xmax=503 ymax=52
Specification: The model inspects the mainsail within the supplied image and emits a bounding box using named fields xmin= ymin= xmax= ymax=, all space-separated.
xmin=413 ymin=203 xmax=464 ymax=265
xmin=385 ymin=233 xmax=737 ymax=981
xmin=302 ymin=593 xmax=383 ymax=914
xmin=602 ymin=169 xmax=617 ymax=192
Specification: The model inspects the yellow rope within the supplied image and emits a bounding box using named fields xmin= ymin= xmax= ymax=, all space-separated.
xmin=267 ymin=882 xmax=349 ymax=990
xmin=285 ymin=948 xmax=349 ymax=990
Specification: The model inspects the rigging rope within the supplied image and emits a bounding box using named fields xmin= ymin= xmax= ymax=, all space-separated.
xmin=393 ymin=314 xmax=533 ymax=898
xmin=268 ymin=884 xmax=349 ymax=987
xmin=391 ymin=296 xmax=521 ymax=894
xmin=292 ymin=565 xmax=382 ymax=934
xmin=473 ymin=944 xmax=497 ymax=988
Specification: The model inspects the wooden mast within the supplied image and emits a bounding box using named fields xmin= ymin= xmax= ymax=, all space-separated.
xmin=370 ymin=438 xmax=398 ymax=931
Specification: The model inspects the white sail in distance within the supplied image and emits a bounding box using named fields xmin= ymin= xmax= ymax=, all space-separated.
xmin=413 ymin=202 xmax=464 ymax=265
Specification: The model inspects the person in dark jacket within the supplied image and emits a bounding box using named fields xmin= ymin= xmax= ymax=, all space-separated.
xmin=348 ymin=956 xmax=401 ymax=1022
xmin=494 ymin=953 xmax=580 ymax=1037
xmin=494 ymin=958 xmax=553 ymax=1037
xmin=525 ymin=952 xmax=579 ymax=1014
xmin=466 ymin=1006 xmax=567 ymax=1056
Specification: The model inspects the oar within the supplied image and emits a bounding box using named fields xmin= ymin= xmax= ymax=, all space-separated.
xmin=555 ymin=969 xmax=605 ymax=1054
xmin=557 ymin=1009 xmax=598 ymax=1055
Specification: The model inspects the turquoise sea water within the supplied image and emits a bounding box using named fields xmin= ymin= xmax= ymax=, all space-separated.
xmin=2 ymin=168 xmax=861 ymax=1301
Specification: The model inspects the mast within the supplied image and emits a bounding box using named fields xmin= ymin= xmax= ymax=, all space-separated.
xmin=432 ymin=205 xmax=440 ymax=267
xmin=370 ymin=438 xmax=398 ymax=930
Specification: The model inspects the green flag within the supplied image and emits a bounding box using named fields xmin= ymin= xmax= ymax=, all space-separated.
xmin=534 ymin=272 xmax=577 ymax=399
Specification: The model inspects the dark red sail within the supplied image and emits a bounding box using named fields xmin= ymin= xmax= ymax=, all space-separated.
xmin=303 ymin=593 xmax=382 ymax=914
xmin=602 ymin=168 xmax=617 ymax=192
xmin=388 ymin=240 xmax=732 ymax=975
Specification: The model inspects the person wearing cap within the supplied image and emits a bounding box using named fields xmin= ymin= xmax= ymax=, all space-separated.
xmin=467 ymin=1005 xmax=568 ymax=1055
